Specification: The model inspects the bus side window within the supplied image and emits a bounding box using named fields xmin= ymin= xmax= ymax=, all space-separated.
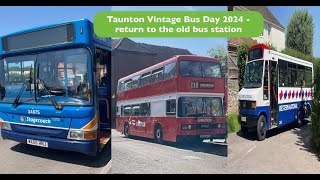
xmin=123 ymin=106 xmax=131 ymax=116
xmin=141 ymin=103 xmax=151 ymax=116
xmin=166 ymin=99 xmax=176 ymax=115
xmin=152 ymin=67 xmax=164 ymax=83
xmin=278 ymin=60 xmax=288 ymax=87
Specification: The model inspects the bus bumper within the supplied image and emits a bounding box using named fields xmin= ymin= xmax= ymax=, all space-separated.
xmin=1 ymin=130 xmax=97 ymax=156
xmin=239 ymin=115 xmax=258 ymax=128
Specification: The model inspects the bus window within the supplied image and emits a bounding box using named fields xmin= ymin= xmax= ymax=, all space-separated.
xmin=152 ymin=67 xmax=164 ymax=82
xmin=278 ymin=60 xmax=288 ymax=87
xmin=178 ymin=97 xmax=223 ymax=117
xmin=243 ymin=60 xmax=264 ymax=88
xmin=141 ymin=72 xmax=152 ymax=86
xmin=305 ymin=67 xmax=312 ymax=87
xmin=297 ymin=65 xmax=305 ymax=86
xmin=288 ymin=63 xmax=297 ymax=87
xmin=166 ymin=99 xmax=176 ymax=115
xmin=164 ymin=62 xmax=176 ymax=79
xmin=132 ymin=105 xmax=141 ymax=116
xmin=131 ymin=75 xmax=140 ymax=89
xmin=141 ymin=103 xmax=151 ymax=116
xmin=124 ymin=79 xmax=132 ymax=91
xmin=118 ymin=81 xmax=125 ymax=92
xmin=202 ymin=62 xmax=222 ymax=78
xmin=123 ymin=105 xmax=132 ymax=116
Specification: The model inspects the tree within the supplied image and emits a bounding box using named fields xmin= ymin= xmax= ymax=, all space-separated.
xmin=286 ymin=9 xmax=314 ymax=55
xmin=236 ymin=43 xmax=251 ymax=90
xmin=207 ymin=44 xmax=227 ymax=76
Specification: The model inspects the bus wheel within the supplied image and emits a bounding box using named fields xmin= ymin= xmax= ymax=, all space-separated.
xmin=256 ymin=115 xmax=267 ymax=141
xmin=154 ymin=125 xmax=163 ymax=144
xmin=241 ymin=126 xmax=248 ymax=136
xmin=124 ymin=123 xmax=130 ymax=138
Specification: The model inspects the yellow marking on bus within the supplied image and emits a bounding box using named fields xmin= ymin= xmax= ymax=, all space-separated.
xmin=102 ymin=137 xmax=110 ymax=144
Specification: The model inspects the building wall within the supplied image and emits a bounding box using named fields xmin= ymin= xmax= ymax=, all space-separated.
xmin=227 ymin=78 xmax=239 ymax=114
xmin=252 ymin=21 xmax=285 ymax=51
xmin=111 ymin=50 xmax=157 ymax=128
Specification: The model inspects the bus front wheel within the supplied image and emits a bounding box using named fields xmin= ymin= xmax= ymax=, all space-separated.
xmin=124 ymin=123 xmax=130 ymax=138
xmin=154 ymin=125 xmax=163 ymax=144
xmin=256 ymin=115 xmax=267 ymax=141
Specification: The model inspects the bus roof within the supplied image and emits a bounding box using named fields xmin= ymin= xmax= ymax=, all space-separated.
xmin=249 ymin=44 xmax=313 ymax=68
xmin=0 ymin=19 xmax=90 ymax=39
xmin=118 ymin=55 xmax=220 ymax=82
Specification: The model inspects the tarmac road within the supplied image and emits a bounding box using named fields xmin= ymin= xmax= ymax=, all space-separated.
xmin=228 ymin=121 xmax=320 ymax=174
xmin=0 ymin=131 xmax=111 ymax=174
xmin=111 ymin=129 xmax=227 ymax=174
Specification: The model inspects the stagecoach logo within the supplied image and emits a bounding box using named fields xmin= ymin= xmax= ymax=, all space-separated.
xmin=279 ymin=103 xmax=298 ymax=112
xmin=191 ymin=82 xmax=215 ymax=89
xmin=20 ymin=116 xmax=25 ymax=122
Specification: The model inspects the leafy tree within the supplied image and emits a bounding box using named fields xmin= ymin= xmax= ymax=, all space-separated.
xmin=207 ymin=44 xmax=227 ymax=76
xmin=236 ymin=43 xmax=251 ymax=90
xmin=286 ymin=9 xmax=314 ymax=55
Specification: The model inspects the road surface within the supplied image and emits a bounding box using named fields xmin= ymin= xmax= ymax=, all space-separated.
xmin=228 ymin=121 xmax=320 ymax=174
xmin=0 ymin=131 xmax=111 ymax=174
xmin=111 ymin=129 xmax=227 ymax=174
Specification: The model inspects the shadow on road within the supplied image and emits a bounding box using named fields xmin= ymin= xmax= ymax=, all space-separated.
xmin=236 ymin=120 xmax=310 ymax=141
xmin=291 ymin=122 xmax=320 ymax=161
xmin=10 ymin=141 xmax=111 ymax=168
xmin=123 ymin=135 xmax=227 ymax=157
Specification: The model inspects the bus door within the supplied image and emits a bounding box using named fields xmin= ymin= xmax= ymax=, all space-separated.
xmin=269 ymin=60 xmax=278 ymax=128
xmin=95 ymin=48 xmax=111 ymax=147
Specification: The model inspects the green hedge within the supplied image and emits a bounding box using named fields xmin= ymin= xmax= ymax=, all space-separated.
xmin=228 ymin=113 xmax=240 ymax=133
xmin=281 ymin=48 xmax=315 ymax=63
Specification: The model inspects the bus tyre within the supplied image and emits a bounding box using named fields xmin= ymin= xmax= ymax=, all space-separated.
xmin=154 ymin=125 xmax=163 ymax=144
xmin=241 ymin=126 xmax=248 ymax=136
xmin=124 ymin=123 xmax=130 ymax=138
xmin=256 ymin=115 xmax=267 ymax=141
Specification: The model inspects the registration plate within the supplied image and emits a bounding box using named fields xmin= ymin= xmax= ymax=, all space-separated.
xmin=27 ymin=139 xmax=48 ymax=148
xmin=200 ymin=135 xmax=211 ymax=138
xmin=241 ymin=116 xmax=247 ymax=122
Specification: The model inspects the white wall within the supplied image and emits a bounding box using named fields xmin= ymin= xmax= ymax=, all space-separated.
xmin=252 ymin=21 xmax=285 ymax=51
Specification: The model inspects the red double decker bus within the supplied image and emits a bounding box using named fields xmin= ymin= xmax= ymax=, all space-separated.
xmin=116 ymin=55 xmax=227 ymax=144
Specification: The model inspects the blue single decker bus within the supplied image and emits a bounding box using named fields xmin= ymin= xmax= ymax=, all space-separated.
xmin=0 ymin=19 xmax=111 ymax=156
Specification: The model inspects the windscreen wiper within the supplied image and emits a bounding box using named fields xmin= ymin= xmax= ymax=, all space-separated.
xmin=12 ymin=66 xmax=33 ymax=108
xmin=36 ymin=79 xmax=62 ymax=111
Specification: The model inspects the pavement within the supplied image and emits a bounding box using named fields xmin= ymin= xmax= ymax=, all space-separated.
xmin=228 ymin=121 xmax=320 ymax=174
xmin=111 ymin=129 xmax=227 ymax=174
xmin=0 ymin=132 xmax=111 ymax=174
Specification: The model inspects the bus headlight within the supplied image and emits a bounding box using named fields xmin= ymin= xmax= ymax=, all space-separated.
xmin=181 ymin=124 xmax=193 ymax=130
xmin=68 ymin=130 xmax=97 ymax=140
xmin=1 ymin=122 xmax=12 ymax=131
xmin=251 ymin=102 xmax=257 ymax=109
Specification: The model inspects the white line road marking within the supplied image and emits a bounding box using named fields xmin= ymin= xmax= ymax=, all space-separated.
xmin=100 ymin=160 xmax=112 ymax=174
xmin=230 ymin=145 xmax=256 ymax=167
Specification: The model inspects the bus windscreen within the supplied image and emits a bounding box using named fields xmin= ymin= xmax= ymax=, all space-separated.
xmin=2 ymin=24 xmax=75 ymax=52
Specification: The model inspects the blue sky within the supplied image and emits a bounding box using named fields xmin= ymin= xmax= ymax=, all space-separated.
xmin=268 ymin=6 xmax=320 ymax=58
xmin=0 ymin=6 xmax=226 ymax=57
